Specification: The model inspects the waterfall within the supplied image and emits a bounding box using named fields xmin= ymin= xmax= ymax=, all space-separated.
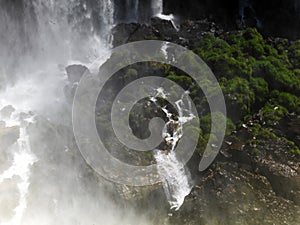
xmin=113 ymin=0 xmax=139 ymax=23
xmin=114 ymin=0 xmax=157 ymax=23
xmin=0 ymin=0 xmax=114 ymax=73
xmin=103 ymin=0 xmax=115 ymax=32
xmin=151 ymin=0 xmax=179 ymax=30
xmin=154 ymin=151 xmax=192 ymax=211
xmin=151 ymin=89 xmax=195 ymax=210
xmin=125 ymin=0 xmax=139 ymax=22
xmin=0 ymin=0 xmax=195 ymax=223
xmin=0 ymin=1 xmax=115 ymax=224
xmin=152 ymin=0 xmax=163 ymax=16
xmin=0 ymin=111 xmax=37 ymax=225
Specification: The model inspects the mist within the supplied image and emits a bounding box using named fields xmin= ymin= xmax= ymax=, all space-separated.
xmin=2 ymin=1 xmax=300 ymax=225
xmin=0 ymin=1 xmax=157 ymax=224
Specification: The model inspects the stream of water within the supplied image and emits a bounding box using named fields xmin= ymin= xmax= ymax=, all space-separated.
xmin=0 ymin=1 xmax=192 ymax=224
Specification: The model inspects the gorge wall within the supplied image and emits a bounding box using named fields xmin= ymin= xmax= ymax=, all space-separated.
xmin=163 ymin=0 xmax=300 ymax=39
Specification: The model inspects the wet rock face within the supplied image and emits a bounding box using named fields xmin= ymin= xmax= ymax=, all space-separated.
xmin=64 ymin=64 xmax=90 ymax=101
xmin=111 ymin=14 xmax=300 ymax=222
xmin=279 ymin=115 xmax=300 ymax=147
xmin=254 ymin=0 xmax=300 ymax=39
xmin=112 ymin=17 xmax=221 ymax=47
xmin=170 ymin=163 xmax=300 ymax=225
xmin=113 ymin=0 xmax=153 ymax=24
xmin=163 ymin=0 xmax=300 ymax=39
xmin=65 ymin=64 xmax=88 ymax=84
xmin=112 ymin=23 xmax=159 ymax=47
xmin=96 ymin=3 xmax=300 ymax=223
xmin=163 ymin=0 xmax=239 ymax=26
xmin=165 ymin=109 xmax=300 ymax=224
xmin=229 ymin=133 xmax=300 ymax=204
xmin=167 ymin=120 xmax=299 ymax=224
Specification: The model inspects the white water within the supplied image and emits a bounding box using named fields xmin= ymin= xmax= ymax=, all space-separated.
xmin=0 ymin=112 xmax=37 ymax=225
xmin=0 ymin=1 xmax=120 ymax=225
xmin=0 ymin=68 xmax=57 ymax=225
xmin=154 ymin=151 xmax=192 ymax=211
xmin=30 ymin=0 xmax=113 ymax=63
xmin=152 ymin=89 xmax=195 ymax=210
xmin=0 ymin=0 xmax=193 ymax=223
xmin=0 ymin=6 xmax=107 ymax=222
xmin=151 ymin=0 xmax=179 ymax=30
xmin=151 ymin=0 xmax=163 ymax=16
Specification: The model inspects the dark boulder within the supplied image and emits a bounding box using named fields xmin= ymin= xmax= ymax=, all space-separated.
xmin=112 ymin=17 xmax=222 ymax=48
xmin=64 ymin=64 xmax=90 ymax=101
xmin=112 ymin=22 xmax=160 ymax=47
xmin=65 ymin=64 xmax=88 ymax=84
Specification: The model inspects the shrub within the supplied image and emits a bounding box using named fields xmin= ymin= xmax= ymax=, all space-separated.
xmin=289 ymin=40 xmax=300 ymax=68
xmin=221 ymin=77 xmax=255 ymax=120
xmin=275 ymin=92 xmax=300 ymax=114
xmin=249 ymin=76 xmax=269 ymax=107
xmin=166 ymin=73 xmax=193 ymax=90
xmin=260 ymin=103 xmax=288 ymax=126
xmin=200 ymin=112 xmax=236 ymax=136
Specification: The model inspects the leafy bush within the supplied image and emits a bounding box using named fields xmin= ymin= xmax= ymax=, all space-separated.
xmin=166 ymin=73 xmax=193 ymax=90
xmin=249 ymin=77 xmax=269 ymax=107
xmin=220 ymin=77 xmax=255 ymax=121
xmin=274 ymin=92 xmax=300 ymax=114
xmin=289 ymin=40 xmax=300 ymax=68
xmin=200 ymin=112 xmax=236 ymax=136
xmin=260 ymin=103 xmax=288 ymax=126
xmin=192 ymin=27 xmax=300 ymax=125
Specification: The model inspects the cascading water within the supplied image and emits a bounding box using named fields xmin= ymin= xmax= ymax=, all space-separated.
xmin=0 ymin=110 xmax=37 ymax=225
xmin=154 ymin=151 xmax=192 ymax=211
xmin=0 ymin=0 xmax=194 ymax=223
xmin=151 ymin=0 xmax=163 ymax=16
xmin=125 ymin=0 xmax=139 ymax=22
xmin=31 ymin=0 xmax=114 ymax=62
xmin=151 ymin=0 xmax=179 ymax=30
xmin=0 ymin=1 xmax=130 ymax=225
xmin=151 ymin=89 xmax=195 ymax=211
xmin=113 ymin=0 xmax=177 ymax=27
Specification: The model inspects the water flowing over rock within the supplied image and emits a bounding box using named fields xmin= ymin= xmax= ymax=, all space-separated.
xmin=154 ymin=150 xmax=193 ymax=210
xmin=0 ymin=0 xmax=114 ymax=76
xmin=0 ymin=108 xmax=37 ymax=225
xmin=1 ymin=1 xmax=300 ymax=224
xmin=0 ymin=1 xmax=156 ymax=224
xmin=150 ymin=89 xmax=195 ymax=210
xmin=113 ymin=0 xmax=165 ymax=23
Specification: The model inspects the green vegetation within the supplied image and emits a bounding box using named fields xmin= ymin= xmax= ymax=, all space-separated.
xmin=139 ymin=28 xmax=300 ymax=156
xmin=259 ymin=103 xmax=288 ymax=126
xmin=192 ymin=28 xmax=300 ymax=155
xmin=289 ymin=40 xmax=300 ymax=68
xmin=98 ymin=27 xmax=300 ymax=159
